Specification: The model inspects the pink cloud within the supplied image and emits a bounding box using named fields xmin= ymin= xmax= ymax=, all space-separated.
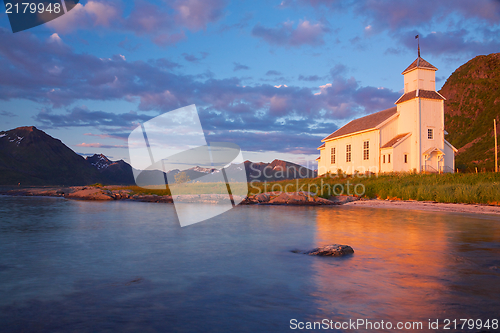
xmin=45 ymin=0 xmax=227 ymax=46
xmin=46 ymin=1 xmax=122 ymax=33
xmin=75 ymin=143 xmax=128 ymax=148
xmin=173 ymin=0 xmax=227 ymax=30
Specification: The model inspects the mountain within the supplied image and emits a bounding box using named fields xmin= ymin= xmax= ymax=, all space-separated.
xmin=243 ymin=159 xmax=316 ymax=181
xmin=86 ymin=154 xmax=135 ymax=185
xmin=440 ymin=53 xmax=500 ymax=170
xmin=0 ymin=126 xmax=315 ymax=185
xmin=182 ymin=159 xmax=316 ymax=183
xmin=0 ymin=126 xmax=101 ymax=185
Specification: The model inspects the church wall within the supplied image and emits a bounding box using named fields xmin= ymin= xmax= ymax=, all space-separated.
xmin=320 ymin=130 xmax=380 ymax=175
xmin=393 ymin=137 xmax=412 ymax=172
xmin=443 ymin=142 xmax=456 ymax=172
xmin=404 ymin=69 xmax=436 ymax=92
xmin=379 ymin=116 xmax=399 ymax=146
xmin=317 ymin=146 xmax=330 ymax=176
xmin=420 ymin=98 xmax=445 ymax=156
xmin=380 ymin=148 xmax=393 ymax=173
xmin=397 ymin=99 xmax=419 ymax=171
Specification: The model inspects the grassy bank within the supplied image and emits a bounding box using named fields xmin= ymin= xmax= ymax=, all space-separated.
xmin=249 ymin=172 xmax=500 ymax=205
xmin=117 ymin=172 xmax=499 ymax=205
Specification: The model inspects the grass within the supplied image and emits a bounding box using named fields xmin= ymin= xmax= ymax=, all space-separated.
xmin=248 ymin=172 xmax=500 ymax=205
xmin=113 ymin=172 xmax=500 ymax=205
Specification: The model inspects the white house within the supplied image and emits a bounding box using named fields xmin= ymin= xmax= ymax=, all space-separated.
xmin=317 ymin=54 xmax=457 ymax=175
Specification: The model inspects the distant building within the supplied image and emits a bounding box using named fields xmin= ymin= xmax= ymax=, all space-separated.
xmin=317 ymin=54 xmax=457 ymax=175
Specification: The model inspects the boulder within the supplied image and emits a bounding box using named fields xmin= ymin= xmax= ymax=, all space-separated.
xmin=296 ymin=244 xmax=354 ymax=257
xmin=66 ymin=188 xmax=115 ymax=200
xmin=254 ymin=193 xmax=270 ymax=203
xmin=330 ymin=195 xmax=360 ymax=204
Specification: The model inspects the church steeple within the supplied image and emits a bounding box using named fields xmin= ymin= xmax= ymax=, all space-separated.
xmin=417 ymin=34 xmax=420 ymax=58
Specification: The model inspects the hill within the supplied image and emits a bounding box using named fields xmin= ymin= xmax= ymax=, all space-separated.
xmin=86 ymin=154 xmax=136 ymax=185
xmin=439 ymin=53 xmax=500 ymax=171
xmin=0 ymin=126 xmax=101 ymax=185
xmin=0 ymin=126 xmax=315 ymax=185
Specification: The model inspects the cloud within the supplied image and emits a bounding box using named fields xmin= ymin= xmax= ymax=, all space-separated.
xmin=290 ymin=0 xmax=500 ymax=30
xmin=0 ymin=110 xmax=16 ymax=117
xmin=393 ymin=30 xmax=500 ymax=58
xmin=252 ymin=20 xmax=329 ymax=47
xmin=173 ymin=0 xmax=227 ymax=30
xmin=182 ymin=52 xmax=209 ymax=63
xmin=265 ymin=70 xmax=282 ymax=76
xmin=44 ymin=0 xmax=227 ymax=46
xmin=0 ymin=28 xmax=401 ymax=154
xmin=150 ymin=58 xmax=183 ymax=70
xmin=46 ymin=1 xmax=122 ymax=33
xmin=233 ymin=62 xmax=250 ymax=71
xmin=34 ymin=106 xmax=152 ymax=128
xmin=298 ymin=74 xmax=325 ymax=81
xmin=75 ymin=143 xmax=128 ymax=148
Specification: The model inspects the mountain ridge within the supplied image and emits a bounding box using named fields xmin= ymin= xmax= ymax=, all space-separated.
xmin=0 ymin=126 xmax=315 ymax=185
xmin=439 ymin=52 xmax=500 ymax=170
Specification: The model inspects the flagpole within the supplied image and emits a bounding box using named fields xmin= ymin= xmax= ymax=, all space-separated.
xmin=495 ymin=119 xmax=498 ymax=172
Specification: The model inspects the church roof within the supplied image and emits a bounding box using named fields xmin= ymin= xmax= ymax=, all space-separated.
xmin=423 ymin=147 xmax=445 ymax=156
xmin=381 ymin=133 xmax=411 ymax=149
xmin=402 ymin=57 xmax=438 ymax=74
xmin=317 ymin=143 xmax=325 ymax=150
xmin=322 ymin=106 xmax=397 ymax=142
xmin=395 ymin=89 xmax=446 ymax=104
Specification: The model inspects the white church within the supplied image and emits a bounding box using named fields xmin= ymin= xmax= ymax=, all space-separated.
xmin=317 ymin=53 xmax=457 ymax=176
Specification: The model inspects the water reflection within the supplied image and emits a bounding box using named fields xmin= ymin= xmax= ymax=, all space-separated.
xmin=0 ymin=196 xmax=499 ymax=332
xmin=311 ymin=207 xmax=500 ymax=326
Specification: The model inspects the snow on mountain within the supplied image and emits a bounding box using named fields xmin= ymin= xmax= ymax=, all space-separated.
xmin=86 ymin=154 xmax=113 ymax=170
xmin=190 ymin=166 xmax=218 ymax=173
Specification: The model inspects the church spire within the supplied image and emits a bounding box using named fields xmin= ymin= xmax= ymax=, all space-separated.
xmin=416 ymin=35 xmax=420 ymax=58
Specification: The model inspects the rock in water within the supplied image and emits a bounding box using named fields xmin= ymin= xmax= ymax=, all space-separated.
xmin=303 ymin=244 xmax=354 ymax=257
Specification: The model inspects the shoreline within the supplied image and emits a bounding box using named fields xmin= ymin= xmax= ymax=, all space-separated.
xmin=1 ymin=186 xmax=499 ymax=216
xmin=343 ymin=199 xmax=500 ymax=215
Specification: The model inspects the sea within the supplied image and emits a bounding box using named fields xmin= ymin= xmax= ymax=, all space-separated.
xmin=0 ymin=195 xmax=499 ymax=332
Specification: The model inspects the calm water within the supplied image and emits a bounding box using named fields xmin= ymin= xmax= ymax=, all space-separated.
xmin=0 ymin=195 xmax=499 ymax=332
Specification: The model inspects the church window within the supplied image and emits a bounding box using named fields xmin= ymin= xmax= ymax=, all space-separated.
xmin=428 ymin=128 xmax=434 ymax=140
xmin=346 ymin=144 xmax=351 ymax=162
xmin=383 ymin=155 xmax=385 ymax=164
xmin=404 ymin=154 xmax=408 ymax=163
xmin=388 ymin=154 xmax=391 ymax=163
xmin=331 ymin=147 xmax=336 ymax=164
xmin=363 ymin=141 xmax=369 ymax=160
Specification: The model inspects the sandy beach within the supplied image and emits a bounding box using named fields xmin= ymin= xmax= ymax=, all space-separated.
xmin=344 ymin=199 xmax=500 ymax=216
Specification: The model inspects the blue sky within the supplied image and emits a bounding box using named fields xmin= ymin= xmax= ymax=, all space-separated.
xmin=1 ymin=0 xmax=499 ymax=167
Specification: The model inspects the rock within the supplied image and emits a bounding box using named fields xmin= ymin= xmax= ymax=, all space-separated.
xmin=330 ymin=195 xmax=360 ymax=204
xmin=66 ymin=188 xmax=115 ymax=200
xmin=254 ymin=193 xmax=270 ymax=203
xmin=241 ymin=192 xmax=336 ymax=205
xmin=268 ymin=192 xmax=336 ymax=205
xmin=297 ymin=244 xmax=354 ymax=257
xmin=111 ymin=190 xmax=132 ymax=199
xmin=131 ymin=194 xmax=173 ymax=203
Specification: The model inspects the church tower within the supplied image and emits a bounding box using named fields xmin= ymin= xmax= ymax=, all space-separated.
xmin=395 ymin=52 xmax=446 ymax=172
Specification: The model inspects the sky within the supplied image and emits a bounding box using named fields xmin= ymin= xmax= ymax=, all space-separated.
xmin=1 ymin=0 xmax=499 ymax=168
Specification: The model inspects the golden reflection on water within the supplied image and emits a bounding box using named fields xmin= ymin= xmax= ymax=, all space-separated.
xmin=309 ymin=206 xmax=500 ymax=326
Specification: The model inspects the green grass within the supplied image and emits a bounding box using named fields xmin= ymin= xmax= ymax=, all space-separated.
xmin=248 ymin=172 xmax=500 ymax=205
xmin=113 ymin=172 xmax=500 ymax=205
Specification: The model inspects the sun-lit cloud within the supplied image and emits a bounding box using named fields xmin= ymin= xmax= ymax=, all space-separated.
xmin=75 ymin=142 xmax=128 ymax=148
